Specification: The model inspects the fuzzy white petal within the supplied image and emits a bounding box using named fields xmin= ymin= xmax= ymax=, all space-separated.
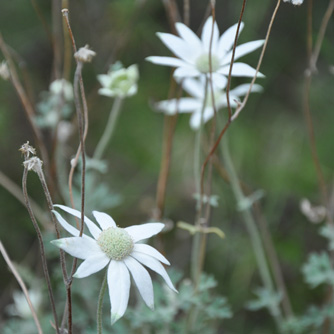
xmin=173 ymin=66 xmax=201 ymax=78
xmin=124 ymin=257 xmax=154 ymax=309
xmin=201 ymin=16 xmax=219 ymax=52
xmin=189 ymin=107 xmax=214 ymax=130
xmin=133 ymin=244 xmax=170 ymax=265
xmin=74 ymin=253 xmax=110 ymax=278
xmin=108 ymin=260 xmax=130 ymax=325
xmin=51 ymin=236 xmax=101 ymax=259
xmin=221 ymin=40 xmax=265 ymax=65
xmin=210 ymin=73 xmax=228 ymax=90
xmin=218 ymin=22 xmax=245 ymax=56
xmin=92 ymin=211 xmax=116 ymax=230
xmin=146 ymin=56 xmax=188 ymax=68
xmin=175 ymin=22 xmax=202 ymax=55
xmin=219 ymin=63 xmax=264 ymax=78
xmin=155 ymin=98 xmax=201 ymax=115
xmin=131 ymin=253 xmax=177 ymax=292
xmin=52 ymin=210 xmax=81 ymax=237
xmin=229 ymin=83 xmax=263 ymax=97
xmin=98 ymin=88 xmax=115 ymax=97
xmin=182 ymin=78 xmax=205 ymax=98
xmin=125 ymin=223 xmax=164 ymax=243
xmin=157 ymin=32 xmax=195 ymax=63
xmin=54 ymin=205 xmax=101 ymax=239
xmin=97 ymin=74 xmax=111 ymax=87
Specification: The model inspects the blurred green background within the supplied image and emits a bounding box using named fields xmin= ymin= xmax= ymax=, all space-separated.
xmin=0 ymin=0 xmax=333 ymax=333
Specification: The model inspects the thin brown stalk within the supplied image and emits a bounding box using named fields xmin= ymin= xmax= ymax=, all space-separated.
xmin=303 ymin=0 xmax=334 ymax=207
xmin=162 ymin=0 xmax=181 ymax=32
xmin=183 ymin=0 xmax=190 ymax=26
xmin=0 ymin=34 xmax=51 ymax=187
xmin=22 ymin=166 xmax=59 ymax=334
xmin=0 ymin=241 xmax=43 ymax=334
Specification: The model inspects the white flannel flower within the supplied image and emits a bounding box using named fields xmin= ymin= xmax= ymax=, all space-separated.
xmin=155 ymin=76 xmax=262 ymax=130
xmin=147 ymin=16 xmax=264 ymax=85
xmin=51 ymin=205 xmax=177 ymax=324
xmin=98 ymin=63 xmax=139 ymax=98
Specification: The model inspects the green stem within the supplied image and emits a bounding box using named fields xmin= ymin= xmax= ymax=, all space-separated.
xmin=191 ymin=78 xmax=208 ymax=284
xmin=221 ymin=132 xmax=283 ymax=330
xmin=93 ymin=97 xmax=123 ymax=161
xmin=97 ymin=271 xmax=108 ymax=334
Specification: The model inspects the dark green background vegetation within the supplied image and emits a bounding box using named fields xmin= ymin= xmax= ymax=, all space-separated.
xmin=0 ymin=0 xmax=333 ymax=332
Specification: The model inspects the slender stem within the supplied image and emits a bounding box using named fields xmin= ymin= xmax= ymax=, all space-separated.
xmin=97 ymin=272 xmax=108 ymax=334
xmin=93 ymin=97 xmax=123 ymax=160
xmin=221 ymin=133 xmax=283 ymax=329
xmin=0 ymin=241 xmax=43 ymax=334
xmin=22 ymin=167 xmax=60 ymax=334
xmin=191 ymin=77 xmax=208 ymax=283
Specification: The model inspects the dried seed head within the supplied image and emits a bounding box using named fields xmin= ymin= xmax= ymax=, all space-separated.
xmin=74 ymin=45 xmax=96 ymax=63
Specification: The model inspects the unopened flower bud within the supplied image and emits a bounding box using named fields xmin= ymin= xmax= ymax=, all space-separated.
xmin=74 ymin=45 xmax=96 ymax=63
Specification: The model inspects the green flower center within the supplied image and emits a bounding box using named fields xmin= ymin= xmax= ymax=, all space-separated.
xmin=195 ymin=53 xmax=220 ymax=73
xmin=97 ymin=227 xmax=134 ymax=261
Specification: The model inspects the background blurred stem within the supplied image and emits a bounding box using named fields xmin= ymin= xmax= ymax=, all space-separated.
xmin=221 ymin=132 xmax=284 ymax=330
xmin=93 ymin=97 xmax=123 ymax=161
xmin=0 ymin=241 xmax=43 ymax=334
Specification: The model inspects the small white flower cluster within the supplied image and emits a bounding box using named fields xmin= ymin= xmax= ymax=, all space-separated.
xmin=283 ymin=0 xmax=304 ymax=5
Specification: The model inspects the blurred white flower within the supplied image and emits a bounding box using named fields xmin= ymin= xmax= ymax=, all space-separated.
xmin=51 ymin=205 xmax=177 ymax=324
xmin=300 ymin=198 xmax=326 ymax=224
xmin=147 ymin=16 xmax=264 ymax=85
xmin=0 ymin=60 xmax=10 ymax=80
xmin=283 ymin=0 xmax=304 ymax=5
xmin=7 ymin=290 xmax=42 ymax=318
xmin=154 ymin=76 xmax=262 ymax=130
xmin=50 ymin=79 xmax=73 ymax=101
xmin=97 ymin=63 xmax=139 ymax=98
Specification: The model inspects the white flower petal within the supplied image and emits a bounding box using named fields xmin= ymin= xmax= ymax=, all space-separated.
xmin=219 ymin=62 xmax=264 ymax=78
xmin=201 ymin=16 xmax=219 ymax=52
xmin=133 ymin=244 xmax=170 ymax=265
xmin=173 ymin=66 xmax=201 ymax=78
xmin=175 ymin=22 xmax=202 ymax=55
xmin=92 ymin=211 xmax=116 ymax=230
xmin=189 ymin=107 xmax=214 ymax=130
xmin=155 ymin=98 xmax=201 ymax=115
xmin=51 ymin=236 xmax=101 ymax=259
xmin=74 ymin=253 xmax=110 ymax=278
xmin=124 ymin=257 xmax=154 ymax=309
xmin=52 ymin=210 xmax=81 ymax=236
xmin=210 ymin=73 xmax=228 ymax=90
xmin=157 ymin=32 xmax=196 ymax=63
xmin=125 ymin=223 xmax=164 ymax=243
xmin=131 ymin=253 xmax=177 ymax=292
xmin=221 ymin=40 xmax=265 ymax=65
xmin=97 ymin=74 xmax=111 ymax=87
xmin=182 ymin=77 xmax=205 ymax=98
xmin=98 ymin=88 xmax=115 ymax=97
xmin=218 ymin=22 xmax=245 ymax=56
xmin=54 ymin=205 xmax=101 ymax=240
xmin=108 ymin=260 xmax=130 ymax=325
xmin=229 ymin=83 xmax=263 ymax=97
xmin=146 ymin=56 xmax=188 ymax=68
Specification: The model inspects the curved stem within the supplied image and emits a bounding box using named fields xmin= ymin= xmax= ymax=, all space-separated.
xmin=97 ymin=271 xmax=108 ymax=334
xmin=93 ymin=97 xmax=123 ymax=161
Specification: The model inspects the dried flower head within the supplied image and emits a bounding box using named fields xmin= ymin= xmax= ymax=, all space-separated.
xmin=300 ymin=198 xmax=326 ymax=224
xmin=283 ymin=0 xmax=304 ymax=5
xmin=74 ymin=45 xmax=96 ymax=63
xmin=19 ymin=142 xmax=36 ymax=158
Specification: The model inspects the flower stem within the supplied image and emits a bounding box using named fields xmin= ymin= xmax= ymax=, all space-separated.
xmin=93 ymin=97 xmax=123 ymax=161
xmin=191 ymin=78 xmax=208 ymax=284
xmin=221 ymin=132 xmax=283 ymax=330
xmin=97 ymin=271 xmax=108 ymax=334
